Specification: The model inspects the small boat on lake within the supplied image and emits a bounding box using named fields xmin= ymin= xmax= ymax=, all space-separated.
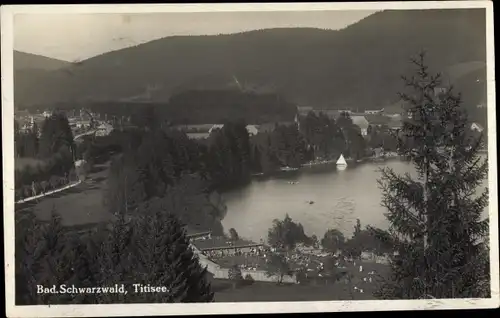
xmin=280 ymin=166 xmax=299 ymax=172
xmin=336 ymin=154 xmax=348 ymax=170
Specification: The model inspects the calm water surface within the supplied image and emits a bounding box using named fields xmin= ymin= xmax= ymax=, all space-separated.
xmin=222 ymin=158 xmax=489 ymax=242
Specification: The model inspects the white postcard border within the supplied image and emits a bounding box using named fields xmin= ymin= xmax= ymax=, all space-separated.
xmin=2 ymin=2 xmax=498 ymax=317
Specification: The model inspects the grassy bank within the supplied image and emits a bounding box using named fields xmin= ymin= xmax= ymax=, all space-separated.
xmin=15 ymin=163 xmax=113 ymax=226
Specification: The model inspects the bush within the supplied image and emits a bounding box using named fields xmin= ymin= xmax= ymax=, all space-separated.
xmin=295 ymin=269 xmax=308 ymax=285
xmin=228 ymin=264 xmax=243 ymax=288
xmin=243 ymin=274 xmax=255 ymax=285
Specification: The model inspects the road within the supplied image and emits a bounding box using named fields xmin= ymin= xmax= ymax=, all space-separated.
xmin=74 ymin=129 xmax=98 ymax=140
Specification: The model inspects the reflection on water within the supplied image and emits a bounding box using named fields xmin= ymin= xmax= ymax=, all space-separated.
xmin=222 ymin=158 xmax=489 ymax=243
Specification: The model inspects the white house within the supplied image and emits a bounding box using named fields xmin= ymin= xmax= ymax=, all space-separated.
xmin=96 ymin=122 xmax=114 ymax=137
xmin=351 ymin=116 xmax=370 ymax=136
xmin=43 ymin=110 xmax=51 ymax=118
xmin=246 ymin=125 xmax=259 ymax=136
xmin=338 ymin=109 xmax=353 ymax=115
xmin=208 ymin=124 xmax=260 ymax=136
xmin=364 ymin=108 xmax=384 ymax=115
xmin=76 ymin=121 xmax=92 ymax=129
xmin=471 ymin=122 xmax=484 ymax=133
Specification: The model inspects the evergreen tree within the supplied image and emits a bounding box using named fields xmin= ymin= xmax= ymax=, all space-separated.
xmin=336 ymin=112 xmax=353 ymax=129
xmin=228 ymin=228 xmax=239 ymax=241
xmin=32 ymin=210 xmax=78 ymax=304
xmin=105 ymin=154 xmax=146 ymax=216
xmin=353 ymin=218 xmax=362 ymax=237
xmin=38 ymin=112 xmax=75 ymax=159
xmin=15 ymin=211 xmax=42 ymax=305
xmin=97 ymin=213 xmax=135 ymax=303
xmin=321 ymin=229 xmax=345 ymax=253
xmin=208 ymin=122 xmax=252 ymax=190
xmin=21 ymin=129 xmax=39 ymax=158
xmin=267 ymin=214 xmax=309 ymax=251
xmin=149 ymin=173 xmax=226 ymax=236
xmin=375 ymin=52 xmax=489 ymax=299
xmin=63 ymin=233 xmax=101 ymax=304
xmin=132 ymin=205 xmax=214 ymax=302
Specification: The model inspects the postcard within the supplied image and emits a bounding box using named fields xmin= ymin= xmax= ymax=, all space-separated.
xmin=2 ymin=2 xmax=498 ymax=317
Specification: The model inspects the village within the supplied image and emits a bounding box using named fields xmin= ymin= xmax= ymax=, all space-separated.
xmin=186 ymin=229 xmax=393 ymax=293
xmin=15 ymin=95 xmax=486 ymax=161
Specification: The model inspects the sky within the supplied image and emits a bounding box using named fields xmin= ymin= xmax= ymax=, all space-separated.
xmin=14 ymin=10 xmax=376 ymax=62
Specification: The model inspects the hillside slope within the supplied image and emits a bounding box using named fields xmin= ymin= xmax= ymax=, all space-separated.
xmin=14 ymin=9 xmax=486 ymax=111
xmin=14 ymin=51 xmax=71 ymax=71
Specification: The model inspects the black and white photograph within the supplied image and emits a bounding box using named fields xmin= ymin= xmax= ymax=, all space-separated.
xmin=2 ymin=2 xmax=498 ymax=316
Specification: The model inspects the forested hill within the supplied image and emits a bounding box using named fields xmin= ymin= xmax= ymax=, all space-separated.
xmin=14 ymin=51 xmax=71 ymax=71
xmin=15 ymin=9 xmax=486 ymax=113
xmin=50 ymin=90 xmax=297 ymax=125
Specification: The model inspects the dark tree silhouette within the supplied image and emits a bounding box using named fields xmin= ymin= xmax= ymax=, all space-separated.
xmin=374 ymin=52 xmax=489 ymax=299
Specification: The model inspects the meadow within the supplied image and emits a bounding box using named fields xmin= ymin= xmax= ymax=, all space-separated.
xmin=212 ymin=260 xmax=390 ymax=302
xmin=15 ymin=157 xmax=47 ymax=171
xmin=15 ymin=162 xmax=113 ymax=226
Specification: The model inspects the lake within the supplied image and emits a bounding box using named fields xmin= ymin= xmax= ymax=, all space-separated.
xmin=222 ymin=157 xmax=489 ymax=243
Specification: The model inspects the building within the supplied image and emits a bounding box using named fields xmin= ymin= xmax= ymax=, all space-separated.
xmin=208 ymin=124 xmax=225 ymax=135
xmin=246 ymin=125 xmax=259 ymax=136
xmin=337 ymin=109 xmax=353 ymax=114
xmin=364 ymin=108 xmax=384 ymax=115
xmin=351 ymin=116 xmax=370 ymax=136
xmin=19 ymin=116 xmax=42 ymax=136
xmin=76 ymin=121 xmax=92 ymax=129
xmin=186 ymin=231 xmax=212 ymax=241
xmin=43 ymin=110 xmax=52 ymax=118
xmin=172 ymin=124 xmax=215 ymax=133
xmin=208 ymin=124 xmax=263 ymax=136
xmin=364 ymin=114 xmax=391 ymax=128
xmin=471 ymin=122 xmax=484 ymax=133
xmin=95 ymin=122 xmax=114 ymax=137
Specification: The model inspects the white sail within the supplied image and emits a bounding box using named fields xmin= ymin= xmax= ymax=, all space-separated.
xmin=336 ymin=154 xmax=347 ymax=166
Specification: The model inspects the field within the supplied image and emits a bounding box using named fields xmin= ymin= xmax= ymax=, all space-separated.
xmin=211 ymin=257 xmax=390 ymax=302
xmin=15 ymin=162 xmax=113 ymax=226
xmin=212 ymin=278 xmax=378 ymax=302
xmin=15 ymin=157 xmax=47 ymax=171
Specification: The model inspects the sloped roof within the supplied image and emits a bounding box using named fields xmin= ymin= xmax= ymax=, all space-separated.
xmin=364 ymin=114 xmax=391 ymax=126
xmin=471 ymin=122 xmax=484 ymax=131
xmin=351 ymin=116 xmax=370 ymax=129
xmin=208 ymin=124 xmax=225 ymax=134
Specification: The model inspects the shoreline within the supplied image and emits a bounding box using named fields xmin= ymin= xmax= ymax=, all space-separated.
xmin=251 ymin=155 xmax=405 ymax=177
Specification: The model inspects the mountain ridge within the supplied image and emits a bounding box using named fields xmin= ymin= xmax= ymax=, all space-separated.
xmin=14 ymin=51 xmax=73 ymax=70
xmin=14 ymin=9 xmax=486 ymax=113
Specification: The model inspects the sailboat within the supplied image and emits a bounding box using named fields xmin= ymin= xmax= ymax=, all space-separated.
xmin=336 ymin=154 xmax=348 ymax=170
